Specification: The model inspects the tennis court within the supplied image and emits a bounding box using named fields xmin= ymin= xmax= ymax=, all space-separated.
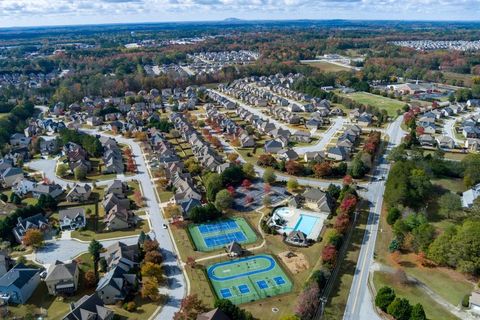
xmin=189 ymin=217 xmax=257 ymax=252
xmin=207 ymin=254 xmax=293 ymax=305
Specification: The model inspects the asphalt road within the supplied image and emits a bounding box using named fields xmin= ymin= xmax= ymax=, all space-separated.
xmin=293 ymin=117 xmax=345 ymax=155
xmin=343 ymin=116 xmax=406 ymax=320
xmin=84 ymin=129 xmax=187 ymax=320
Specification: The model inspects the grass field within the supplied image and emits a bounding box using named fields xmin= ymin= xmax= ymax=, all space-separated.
xmin=302 ymin=60 xmax=353 ymax=73
xmin=207 ymin=254 xmax=293 ymax=305
xmin=189 ymin=217 xmax=257 ymax=252
xmin=373 ymin=272 xmax=459 ymax=320
xmin=341 ymin=92 xmax=405 ymax=117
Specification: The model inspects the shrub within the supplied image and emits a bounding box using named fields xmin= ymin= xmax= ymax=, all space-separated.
xmin=124 ymin=301 xmax=137 ymax=312
xmin=387 ymin=297 xmax=412 ymax=320
xmin=375 ymin=286 xmax=396 ymax=312
xmin=387 ymin=207 xmax=401 ymax=225
xmin=462 ymin=294 xmax=471 ymax=308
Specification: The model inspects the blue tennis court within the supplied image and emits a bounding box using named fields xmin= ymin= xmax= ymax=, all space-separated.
xmin=220 ymin=288 xmax=232 ymax=298
xmin=238 ymin=284 xmax=250 ymax=294
xmin=257 ymin=280 xmax=268 ymax=289
xmin=199 ymin=220 xmax=238 ymax=234
xmin=204 ymin=231 xmax=247 ymax=248
xmin=274 ymin=276 xmax=286 ymax=285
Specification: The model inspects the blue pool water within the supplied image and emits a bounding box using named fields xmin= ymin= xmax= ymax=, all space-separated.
xmin=293 ymin=214 xmax=319 ymax=236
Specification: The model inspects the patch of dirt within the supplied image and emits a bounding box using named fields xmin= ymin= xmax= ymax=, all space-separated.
xmin=278 ymin=251 xmax=309 ymax=274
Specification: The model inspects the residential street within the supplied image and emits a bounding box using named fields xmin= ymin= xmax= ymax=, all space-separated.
xmin=30 ymin=129 xmax=187 ymax=320
xmin=343 ymin=116 xmax=406 ymax=320
xmin=293 ymin=117 xmax=345 ymax=154
xmin=84 ymin=129 xmax=187 ymax=320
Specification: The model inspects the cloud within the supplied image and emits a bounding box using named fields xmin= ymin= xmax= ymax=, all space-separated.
xmin=0 ymin=0 xmax=478 ymax=27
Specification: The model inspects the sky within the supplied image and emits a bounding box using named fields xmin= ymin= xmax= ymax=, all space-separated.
xmin=0 ymin=0 xmax=479 ymax=28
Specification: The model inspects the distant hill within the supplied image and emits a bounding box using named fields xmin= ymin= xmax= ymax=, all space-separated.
xmin=223 ymin=18 xmax=243 ymax=22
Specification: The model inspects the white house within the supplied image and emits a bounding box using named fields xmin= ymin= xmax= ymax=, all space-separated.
xmin=12 ymin=178 xmax=36 ymax=197
xmin=462 ymin=184 xmax=480 ymax=208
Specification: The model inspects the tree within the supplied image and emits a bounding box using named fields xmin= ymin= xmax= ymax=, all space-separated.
xmin=205 ymin=173 xmax=223 ymax=202
xmin=74 ymin=165 xmax=87 ymax=180
xmin=38 ymin=194 xmax=57 ymax=211
xmin=295 ymin=283 xmax=320 ymax=320
xmin=141 ymin=262 xmax=164 ymax=283
xmin=215 ymin=189 xmax=233 ymax=212
xmin=56 ymin=163 xmax=69 ymax=177
xmin=23 ymin=229 xmax=44 ymax=248
xmin=412 ymin=223 xmax=435 ymax=253
xmin=187 ymin=203 xmax=221 ymax=223
xmin=322 ymin=244 xmax=337 ymax=266
xmin=141 ymin=277 xmax=161 ymax=301
xmin=144 ymin=251 xmax=163 ymax=264
xmin=10 ymin=192 xmax=21 ymax=205
xmin=285 ymin=161 xmax=304 ymax=176
xmin=221 ymin=165 xmax=245 ymax=186
xmin=375 ymin=286 xmax=396 ymax=312
xmin=143 ymin=239 xmax=160 ymax=252
xmin=410 ymin=304 xmax=427 ymax=320
xmin=214 ymin=299 xmax=254 ymax=320
xmin=243 ymin=163 xmax=256 ymax=179
xmin=334 ymin=213 xmax=350 ymax=234
xmin=438 ymin=192 xmax=462 ymax=219
xmin=262 ymin=195 xmax=272 ymax=207
xmin=287 ymin=178 xmax=299 ymax=192
xmin=88 ymin=239 xmax=103 ymax=278
xmin=313 ymin=162 xmax=332 ymax=178
xmin=174 ymin=294 xmax=209 ymax=320
xmin=227 ymin=153 xmax=239 ymax=163
xmin=387 ymin=298 xmax=412 ymax=320
xmin=84 ymin=270 xmax=97 ymax=288
xmin=349 ymin=157 xmax=367 ymax=178
xmin=257 ymin=154 xmax=277 ymax=167
xmin=387 ymin=207 xmax=401 ymax=225
xmin=309 ymin=269 xmax=330 ymax=290
xmin=241 ymin=179 xmax=252 ymax=189
xmin=262 ymin=168 xmax=276 ymax=184
xmin=343 ymin=175 xmax=353 ymax=186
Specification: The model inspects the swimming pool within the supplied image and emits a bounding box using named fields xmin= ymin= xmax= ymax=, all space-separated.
xmin=271 ymin=206 xmax=326 ymax=239
xmin=292 ymin=214 xmax=319 ymax=236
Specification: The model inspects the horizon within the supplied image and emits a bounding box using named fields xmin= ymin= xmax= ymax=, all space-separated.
xmin=1 ymin=0 xmax=480 ymax=28
xmin=2 ymin=17 xmax=480 ymax=31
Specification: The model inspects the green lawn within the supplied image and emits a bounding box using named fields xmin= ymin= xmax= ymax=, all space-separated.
xmin=341 ymin=92 xmax=406 ymax=117
xmin=158 ymin=191 xmax=173 ymax=202
xmin=302 ymin=60 xmax=353 ymax=72
xmin=373 ymin=271 xmax=459 ymax=320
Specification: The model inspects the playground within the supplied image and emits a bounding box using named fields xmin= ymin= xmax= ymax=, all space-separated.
xmin=206 ymin=254 xmax=293 ymax=305
xmin=188 ymin=217 xmax=257 ymax=252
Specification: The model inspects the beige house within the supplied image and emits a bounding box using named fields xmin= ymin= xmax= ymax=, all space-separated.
xmin=45 ymin=261 xmax=79 ymax=295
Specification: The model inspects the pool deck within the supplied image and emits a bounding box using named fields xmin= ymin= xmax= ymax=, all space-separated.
xmin=272 ymin=206 xmax=328 ymax=240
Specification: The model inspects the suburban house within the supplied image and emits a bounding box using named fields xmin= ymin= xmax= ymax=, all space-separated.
xmin=59 ymin=208 xmax=86 ymax=230
xmin=264 ymin=139 xmax=283 ymax=154
xmin=45 ymin=260 xmax=80 ymax=295
xmin=462 ymin=183 xmax=480 ymax=208
xmin=326 ymin=146 xmax=348 ymax=161
xmin=303 ymin=188 xmax=333 ymax=213
xmin=436 ymin=136 xmax=455 ymax=149
xmin=0 ymin=251 xmax=14 ymax=278
xmin=13 ymin=214 xmax=50 ymax=243
xmin=96 ymin=266 xmax=137 ymax=304
xmin=66 ymin=184 xmax=92 ymax=202
xmin=12 ymin=178 xmax=36 ymax=197
xmin=101 ymin=241 xmax=140 ymax=272
xmin=196 ymin=308 xmax=231 ymax=320
xmin=286 ymin=230 xmax=309 ymax=246
xmin=63 ymin=293 xmax=114 ymax=320
xmin=104 ymin=205 xmax=136 ymax=231
xmin=1 ymin=167 xmax=24 ymax=188
xmin=0 ymin=263 xmax=41 ymax=304
xmin=32 ymin=183 xmax=64 ymax=199
xmin=10 ymin=133 xmax=31 ymax=148
xmin=106 ymin=180 xmax=128 ymax=198
xmin=418 ymin=134 xmax=435 ymax=147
